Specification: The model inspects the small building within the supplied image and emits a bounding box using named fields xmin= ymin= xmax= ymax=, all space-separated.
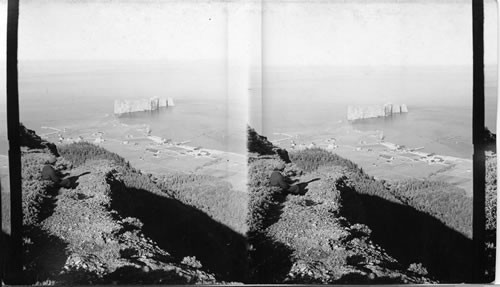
xmin=327 ymin=144 xmax=337 ymax=150
xmin=148 ymin=136 xmax=167 ymax=144
xmin=380 ymin=154 xmax=394 ymax=161
xmin=146 ymin=148 xmax=159 ymax=154
xmin=199 ymin=150 xmax=211 ymax=156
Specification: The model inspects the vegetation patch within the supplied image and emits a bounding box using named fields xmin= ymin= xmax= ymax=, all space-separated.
xmin=388 ymin=179 xmax=472 ymax=238
xmin=155 ymin=172 xmax=248 ymax=234
xmin=58 ymin=142 xmax=131 ymax=169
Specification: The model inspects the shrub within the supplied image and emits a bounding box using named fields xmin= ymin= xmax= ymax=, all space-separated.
xmin=181 ymin=256 xmax=203 ymax=269
xmin=247 ymin=126 xmax=275 ymax=156
xmin=390 ymin=179 xmax=472 ymax=237
xmin=21 ymin=153 xmax=57 ymax=227
xmin=290 ymin=148 xmax=360 ymax=173
xmin=408 ymin=263 xmax=429 ymax=276
xmin=58 ymin=142 xmax=130 ymax=168
xmin=120 ymin=169 xmax=163 ymax=194
xmin=247 ymin=158 xmax=286 ymax=235
xmin=156 ymin=172 xmax=248 ymax=234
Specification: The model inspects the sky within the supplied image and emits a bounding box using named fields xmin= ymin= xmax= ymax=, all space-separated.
xmin=0 ymin=0 xmax=495 ymax=67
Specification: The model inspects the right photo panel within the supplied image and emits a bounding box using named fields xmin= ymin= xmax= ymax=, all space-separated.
xmin=247 ymin=0 xmax=497 ymax=283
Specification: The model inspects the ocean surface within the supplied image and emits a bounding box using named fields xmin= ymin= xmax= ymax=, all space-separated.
xmin=0 ymin=61 xmax=497 ymax=159
xmin=251 ymin=65 xmax=497 ymax=159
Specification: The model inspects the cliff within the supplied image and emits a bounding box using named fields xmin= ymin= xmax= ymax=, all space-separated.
xmin=114 ymin=97 xmax=174 ymax=115
xmin=347 ymin=103 xmax=408 ymax=121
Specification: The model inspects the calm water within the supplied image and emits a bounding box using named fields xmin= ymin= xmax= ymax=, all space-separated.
xmin=0 ymin=62 xmax=496 ymax=159
xmin=251 ymin=66 xmax=497 ymax=159
xmin=0 ymin=61 xmax=247 ymax=154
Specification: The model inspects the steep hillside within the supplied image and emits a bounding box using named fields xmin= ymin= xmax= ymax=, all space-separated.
xmin=15 ymin=138 xmax=248 ymax=284
xmin=247 ymin=156 xmax=434 ymax=284
xmin=289 ymin=148 xmax=475 ymax=282
xmin=154 ymin=172 xmax=248 ymax=235
xmin=246 ymin=126 xmax=494 ymax=283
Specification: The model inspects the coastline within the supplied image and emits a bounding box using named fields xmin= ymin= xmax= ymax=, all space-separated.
xmin=268 ymin=125 xmax=473 ymax=196
xmin=0 ymin=119 xmax=475 ymax=196
xmin=34 ymin=120 xmax=249 ymax=194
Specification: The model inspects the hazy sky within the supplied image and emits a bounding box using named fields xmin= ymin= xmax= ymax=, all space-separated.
xmin=0 ymin=0 xmax=496 ymax=66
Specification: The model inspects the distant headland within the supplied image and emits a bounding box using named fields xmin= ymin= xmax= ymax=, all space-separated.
xmin=347 ymin=103 xmax=408 ymax=121
xmin=114 ymin=97 xmax=175 ymax=115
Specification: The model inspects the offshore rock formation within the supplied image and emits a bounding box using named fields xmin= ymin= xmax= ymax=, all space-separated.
xmin=114 ymin=97 xmax=174 ymax=115
xmin=347 ymin=103 xmax=408 ymax=121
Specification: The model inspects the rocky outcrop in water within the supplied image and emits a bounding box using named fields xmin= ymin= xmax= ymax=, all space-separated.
xmin=347 ymin=104 xmax=408 ymax=121
xmin=114 ymin=97 xmax=174 ymax=115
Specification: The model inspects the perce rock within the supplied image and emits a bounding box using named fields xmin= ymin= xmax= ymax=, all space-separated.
xmin=114 ymin=97 xmax=174 ymax=115
xmin=347 ymin=103 xmax=408 ymax=121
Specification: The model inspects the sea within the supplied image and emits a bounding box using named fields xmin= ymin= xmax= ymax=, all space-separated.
xmin=0 ymin=61 xmax=497 ymax=159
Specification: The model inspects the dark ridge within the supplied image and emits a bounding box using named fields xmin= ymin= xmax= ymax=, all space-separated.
xmin=337 ymin=177 xmax=473 ymax=282
xmin=247 ymin=233 xmax=293 ymax=283
xmin=247 ymin=126 xmax=290 ymax=163
xmin=19 ymin=123 xmax=59 ymax=156
xmin=22 ymin=227 xmax=69 ymax=284
xmin=246 ymin=158 xmax=293 ymax=283
xmin=484 ymin=127 xmax=496 ymax=152
xmin=108 ymin=176 xmax=249 ymax=283
xmin=246 ymin=189 xmax=293 ymax=283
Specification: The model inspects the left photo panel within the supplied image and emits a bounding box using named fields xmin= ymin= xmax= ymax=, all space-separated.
xmin=1 ymin=0 xmax=254 ymax=284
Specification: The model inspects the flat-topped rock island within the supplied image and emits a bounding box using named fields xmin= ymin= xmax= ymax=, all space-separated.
xmin=114 ymin=97 xmax=175 ymax=115
xmin=347 ymin=103 xmax=408 ymax=121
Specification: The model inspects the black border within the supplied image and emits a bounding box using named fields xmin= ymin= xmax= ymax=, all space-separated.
xmin=0 ymin=0 xmax=493 ymax=284
xmin=4 ymin=0 xmax=22 ymax=284
xmin=472 ymin=0 xmax=486 ymax=282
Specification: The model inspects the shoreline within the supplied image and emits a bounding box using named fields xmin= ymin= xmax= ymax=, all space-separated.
xmin=1 ymin=120 xmax=477 ymax=196
xmin=268 ymin=125 xmax=474 ymax=196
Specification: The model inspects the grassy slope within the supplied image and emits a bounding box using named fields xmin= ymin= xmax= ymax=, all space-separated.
xmin=248 ymin=156 xmax=433 ymax=283
xmin=155 ymin=172 xmax=248 ymax=235
xmin=287 ymin=147 xmax=498 ymax=282
xmin=246 ymin=131 xmax=433 ymax=283
xmin=246 ymin=126 xmax=493 ymax=283
xmin=20 ymin=154 xmax=222 ymax=284
xmin=16 ymin=141 xmax=249 ymax=284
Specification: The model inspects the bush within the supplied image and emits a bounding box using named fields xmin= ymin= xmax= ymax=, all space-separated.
xmin=408 ymin=263 xmax=429 ymax=276
xmin=390 ymin=179 xmax=472 ymax=237
xmin=247 ymin=158 xmax=286 ymax=235
xmin=58 ymin=142 xmax=130 ymax=168
xmin=156 ymin=172 xmax=248 ymax=234
xmin=21 ymin=153 xmax=57 ymax=227
xmin=290 ymin=148 xmax=360 ymax=173
xmin=247 ymin=126 xmax=275 ymax=156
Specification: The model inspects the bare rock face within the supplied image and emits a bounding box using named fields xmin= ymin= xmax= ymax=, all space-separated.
xmin=347 ymin=103 xmax=408 ymax=121
xmin=114 ymin=97 xmax=174 ymax=115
